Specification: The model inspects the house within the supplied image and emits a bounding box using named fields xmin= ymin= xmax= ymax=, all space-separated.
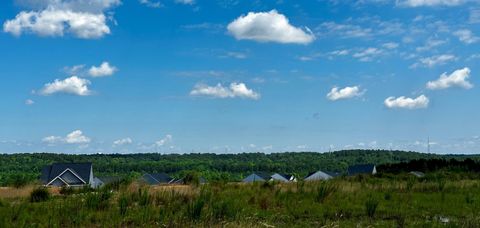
xmin=172 ymin=176 xmax=207 ymax=185
xmin=141 ymin=173 xmax=175 ymax=185
xmin=270 ymin=173 xmax=297 ymax=182
xmin=242 ymin=172 xmax=272 ymax=183
xmin=347 ymin=164 xmax=377 ymax=176
xmin=93 ymin=176 xmax=122 ymax=188
xmin=41 ymin=163 xmax=95 ymax=188
xmin=409 ymin=171 xmax=425 ymax=178
xmin=304 ymin=171 xmax=339 ymax=181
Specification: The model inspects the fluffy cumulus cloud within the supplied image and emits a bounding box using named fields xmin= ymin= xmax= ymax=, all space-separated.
xmin=3 ymin=0 xmax=120 ymax=39
xmin=397 ymin=0 xmax=467 ymax=7
xmin=427 ymin=67 xmax=474 ymax=90
xmin=40 ymin=76 xmax=91 ymax=96
xmin=88 ymin=61 xmax=117 ymax=77
xmin=113 ymin=137 xmax=133 ymax=146
xmin=384 ymin=95 xmax=429 ymax=109
xmin=327 ymin=86 xmax=365 ymax=101
xmin=155 ymin=134 xmax=172 ymax=146
xmin=190 ymin=82 xmax=260 ymax=100
xmin=42 ymin=130 xmax=91 ymax=144
xmin=227 ymin=10 xmax=315 ymax=44
xmin=453 ymin=29 xmax=479 ymax=44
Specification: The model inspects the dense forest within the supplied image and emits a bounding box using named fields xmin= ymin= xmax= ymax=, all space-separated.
xmin=1 ymin=150 xmax=480 ymax=186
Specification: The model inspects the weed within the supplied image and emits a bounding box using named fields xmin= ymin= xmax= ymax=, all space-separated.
xmin=315 ymin=182 xmax=337 ymax=203
xmin=365 ymin=196 xmax=379 ymax=218
xmin=30 ymin=187 xmax=50 ymax=203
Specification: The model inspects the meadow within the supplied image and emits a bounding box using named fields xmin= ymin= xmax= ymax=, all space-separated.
xmin=1 ymin=173 xmax=480 ymax=227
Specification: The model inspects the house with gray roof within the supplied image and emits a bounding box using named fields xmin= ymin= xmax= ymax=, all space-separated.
xmin=304 ymin=170 xmax=339 ymax=181
xmin=41 ymin=163 xmax=95 ymax=188
xmin=242 ymin=172 xmax=272 ymax=183
xmin=347 ymin=164 xmax=377 ymax=176
xmin=270 ymin=173 xmax=297 ymax=182
xmin=141 ymin=173 xmax=175 ymax=185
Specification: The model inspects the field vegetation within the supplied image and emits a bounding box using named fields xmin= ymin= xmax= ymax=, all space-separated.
xmin=1 ymin=173 xmax=480 ymax=227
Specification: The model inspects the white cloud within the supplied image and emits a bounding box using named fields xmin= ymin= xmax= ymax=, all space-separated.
xmin=319 ymin=22 xmax=372 ymax=38
xmin=65 ymin=130 xmax=91 ymax=144
xmin=225 ymin=52 xmax=247 ymax=59
xmin=175 ymin=0 xmax=194 ymax=4
xmin=4 ymin=0 xmax=119 ymax=38
xmin=352 ymin=47 xmax=383 ymax=62
xmin=88 ymin=61 xmax=117 ymax=77
xmin=415 ymin=38 xmax=447 ymax=52
xmin=40 ymin=76 xmax=91 ymax=96
xmin=382 ymin=42 xmax=399 ymax=49
xmin=4 ymin=9 xmax=111 ymax=39
xmin=42 ymin=130 xmax=91 ymax=145
xmin=411 ymin=54 xmax=456 ymax=68
xmin=42 ymin=136 xmax=63 ymax=144
xmin=113 ymin=137 xmax=133 ymax=146
xmin=227 ymin=10 xmax=315 ymax=44
xmin=190 ymin=82 xmax=260 ymax=100
xmin=155 ymin=134 xmax=173 ymax=146
xmin=384 ymin=95 xmax=429 ymax=109
xmin=327 ymin=86 xmax=365 ymax=101
xmin=15 ymin=0 xmax=121 ymax=12
xmin=427 ymin=67 xmax=474 ymax=90
xmin=139 ymin=0 xmax=162 ymax=8
xmin=397 ymin=0 xmax=467 ymax=7
xmin=453 ymin=29 xmax=479 ymax=44
xmin=25 ymin=99 xmax=35 ymax=105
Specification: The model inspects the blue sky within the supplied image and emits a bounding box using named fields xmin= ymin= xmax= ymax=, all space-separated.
xmin=1 ymin=0 xmax=480 ymax=154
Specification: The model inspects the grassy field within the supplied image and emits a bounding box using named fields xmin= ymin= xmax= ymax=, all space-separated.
xmin=1 ymin=175 xmax=480 ymax=227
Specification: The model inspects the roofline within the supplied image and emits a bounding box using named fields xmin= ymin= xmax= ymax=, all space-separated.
xmin=46 ymin=168 xmax=87 ymax=186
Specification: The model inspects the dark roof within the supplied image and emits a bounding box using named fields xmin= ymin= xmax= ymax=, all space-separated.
xmin=142 ymin=173 xmax=174 ymax=184
xmin=41 ymin=163 xmax=92 ymax=184
xmin=252 ymin=172 xmax=272 ymax=180
xmin=275 ymin=173 xmax=294 ymax=180
xmin=348 ymin=164 xmax=375 ymax=175
xmin=305 ymin=170 xmax=340 ymax=179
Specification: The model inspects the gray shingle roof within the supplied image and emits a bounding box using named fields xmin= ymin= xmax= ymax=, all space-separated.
xmin=142 ymin=173 xmax=174 ymax=185
xmin=347 ymin=164 xmax=376 ymax=176
xmin=41 ymin=163 xmax=92 ymax=184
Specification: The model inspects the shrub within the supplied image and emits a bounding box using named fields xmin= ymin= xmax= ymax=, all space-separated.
xmin=10 ymin=174 xmax=29 ymax=189
xmin=187 ymin=197 xmax=205 ymax=220
xmin=315 ymin=182 xmax=337 ymax=203
xmin=85 ymin=190 xmax=112 ymax=210
xmin=30 ymin=187 xmax=50 ymax=203
xmin=59 ymin=186 xmax=75 ymax=196
xmin=384 ymin=192 xmax=392 ymax=201
xmin=365 ymin=196 xmax=379 ymax=218
xmin=118 ymin=194 xmax=129 ymax=216
xmin=183 ymin=171 xmax=201 ymax=187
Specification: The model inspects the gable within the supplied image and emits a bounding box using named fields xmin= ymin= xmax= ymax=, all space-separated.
xmin=60 ymin=170 xmax=85 ymax=185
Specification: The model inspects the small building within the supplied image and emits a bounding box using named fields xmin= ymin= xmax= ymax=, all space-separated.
xmin=347 ymin=164 xmax=377 ymax=176
xmin=242 ymin=172 xmax=272 ymax=183
xmin=409 ymin=171 xmax=425 ymax=178
xmin=172 ymin=176 xmax=207 ymax=185
xmin=141 ymin=173 xmax=175 ymax=185
xmin=93 ymin=176 xmax=123 ymax=188
xmin=41 ymin=163 xmax=95 ymax=188
xmin=270 ymin=173 xmax=297 ymax=182
xmin=304 ymin=171 xmax=339 ymax=181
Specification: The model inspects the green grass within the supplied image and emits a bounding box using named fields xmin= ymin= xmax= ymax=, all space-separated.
xmin=2 ymin=175 xmax=480 ymax=227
